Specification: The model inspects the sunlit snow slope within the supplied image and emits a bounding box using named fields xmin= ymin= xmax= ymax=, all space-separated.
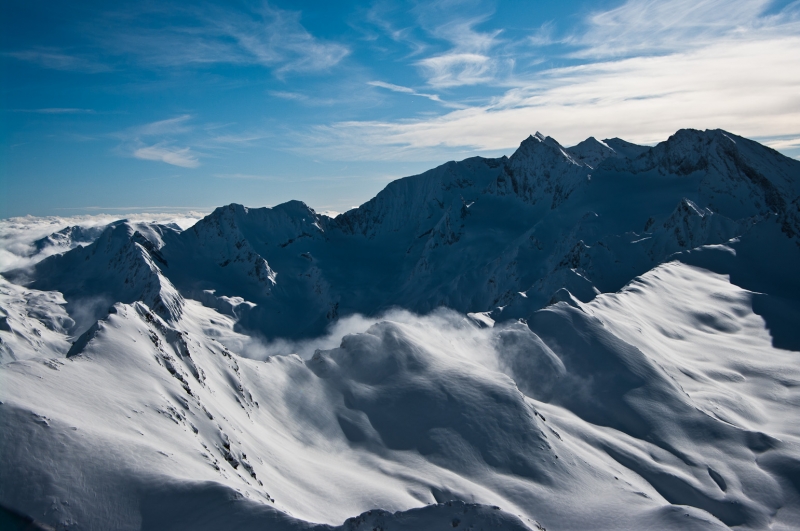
xmin=1 ymin=128 xmax=799 ymax=530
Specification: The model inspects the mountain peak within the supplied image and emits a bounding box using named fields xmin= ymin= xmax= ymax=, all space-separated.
xmin=521 ymin=131 xmax=556 ymax=146
xmin=271 ymin=199 xmax=318 ymax=219
xmin=567 ymin=137 xmax=617 ymax=169
xmin=498 ymin=133 xmax=590 ymax=208
xmin=601 ymin=137 xmax=650 ymax=159
xmin=658 ymin=128 xmax=752 ymax=158
xmin=514 ymin=132 xmax=571 ymax=160
xmin=209 ymin=202 xmax=248 ymax=219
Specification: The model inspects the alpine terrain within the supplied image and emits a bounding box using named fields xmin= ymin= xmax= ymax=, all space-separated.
xmin=1 ymin=128 xmax=799 ymax=530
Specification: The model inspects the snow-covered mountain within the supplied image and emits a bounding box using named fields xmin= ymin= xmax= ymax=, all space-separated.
xmin=1 ymin=129 xmax=799 ymax=530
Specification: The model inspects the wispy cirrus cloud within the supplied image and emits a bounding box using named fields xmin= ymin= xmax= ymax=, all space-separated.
xmin=416 ymin=52 xmax=497 ymax=88
xmin=268 ymin=90 xmax=339 ymax=106
xmin=132 ymin=144 xmax=200 ymax=168
xmin=368 ymin=81 xmax=445 ymax=103
xmin=270 ymin=91 xmax=310 ymax=101
xmin=229 ymin=4 xmax=350 ymax=74
xmin=361 ymin=1 xmax=507 ymax=88
xmin=358 ymin=1 xmax=430 ymax=57
xmin=577 ymin=0 xmax=774 ymax=57
xmin=413 ymin=10 xmax=505 ymax=88
xmin=130 ymin=115 xmax=193 ymax=137
xmin=114 ymin=115 xmax=270 ymax=167
xmin=206 ymin=133 xmax=268 ymax=146
xmin=3 ymin=48 xmax=111 ymax=73
xmin=114 ymin=115 xmax=200 ymax=168
xmin=364 ymin=39 xmax=798 ymax=149
xmin=423 ymin=11 xmax=500 ymax=54
xmin=102 ymin=2 xmax=349 ymax=75
xmin=527 ymin=21 xmax=560 ymax=47
xmin=8 ymin=2 xmax=348 ymax=76
xmin=302 ymin=0 xmax=800 ymax=159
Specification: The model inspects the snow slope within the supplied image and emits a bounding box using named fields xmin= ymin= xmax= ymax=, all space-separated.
xmin=2 ymin=261 xmax=798 ymax=530
xmin=1 ymin=128 xmax=799 ymax=530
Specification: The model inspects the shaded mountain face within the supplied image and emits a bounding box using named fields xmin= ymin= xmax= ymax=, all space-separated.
xmin=13 ymin=128 xmax=798 ymax=342
xmin=30 ymin=224 xmax=107 ymax=256
xmin=12 ymin=221 xmax=184 ymax=332
xmin=2 ymin=128 xmax=799 ymax=530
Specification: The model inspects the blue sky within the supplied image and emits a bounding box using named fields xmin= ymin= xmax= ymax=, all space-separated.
xmin=2 ymin=0 xmax=800 ymax=217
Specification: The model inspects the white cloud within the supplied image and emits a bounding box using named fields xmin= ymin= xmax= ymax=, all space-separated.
xmin=267 ymin=90 xmax=338 ymax=106
xmin=133 ymin=144 xmax=200 ymax=168
xmin=404 ymin=5 xmax=506 ymax=88
xmin=305 ymin=3 xmax=800 ymax=158
xmin=270 ymin=91 xmax=309 ymax=100
xmin=425 ymin=13 xmax=500 ymax=54
xmin=102 ymin=3 xmax=349 ymax=75
xmin=114 ymin=116 xmax=201 ymax=167
xmin=764 ymin=137 xmax=800 ymax=151
xmin=361 ymin=2 xmax=430 ymax=57
xmin=117 ymin=115 xmax=268 ymax=166
xmin=579 ymin=0 xmax=774 ymax=57
xmin=12 ymin=4 xmax=349 ymax=76
xmin=368 ymin=81 xmax=445 ymax=103
xmin=528 ymin=21 xmax=559 ymax=47
xmin=4 ymin=48 xmax=110 ymax=72
xmin=368 ymin=81 xmax=415 ymax=94
xmin=415 ymin=53 xmax=494 ymax=88
xmin=206 ymin=133 xmax=267 ymax=146
xmin=132 ymin=115 xmax=193 ymax=137
xmin=0 ymin=213 xmax=205 ymax=272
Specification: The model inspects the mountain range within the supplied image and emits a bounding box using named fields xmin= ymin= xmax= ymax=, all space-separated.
xmin=1 ymin=128 xmax=799 ymax=530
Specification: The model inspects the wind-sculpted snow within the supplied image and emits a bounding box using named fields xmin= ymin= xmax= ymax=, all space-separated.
xmin=2 ymin=262 xmax=798 ymax=529
xmin=0 ymin=277 xmax=72 ymax=363
xmin=1 ymin=128 xmax=799 ymax=529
